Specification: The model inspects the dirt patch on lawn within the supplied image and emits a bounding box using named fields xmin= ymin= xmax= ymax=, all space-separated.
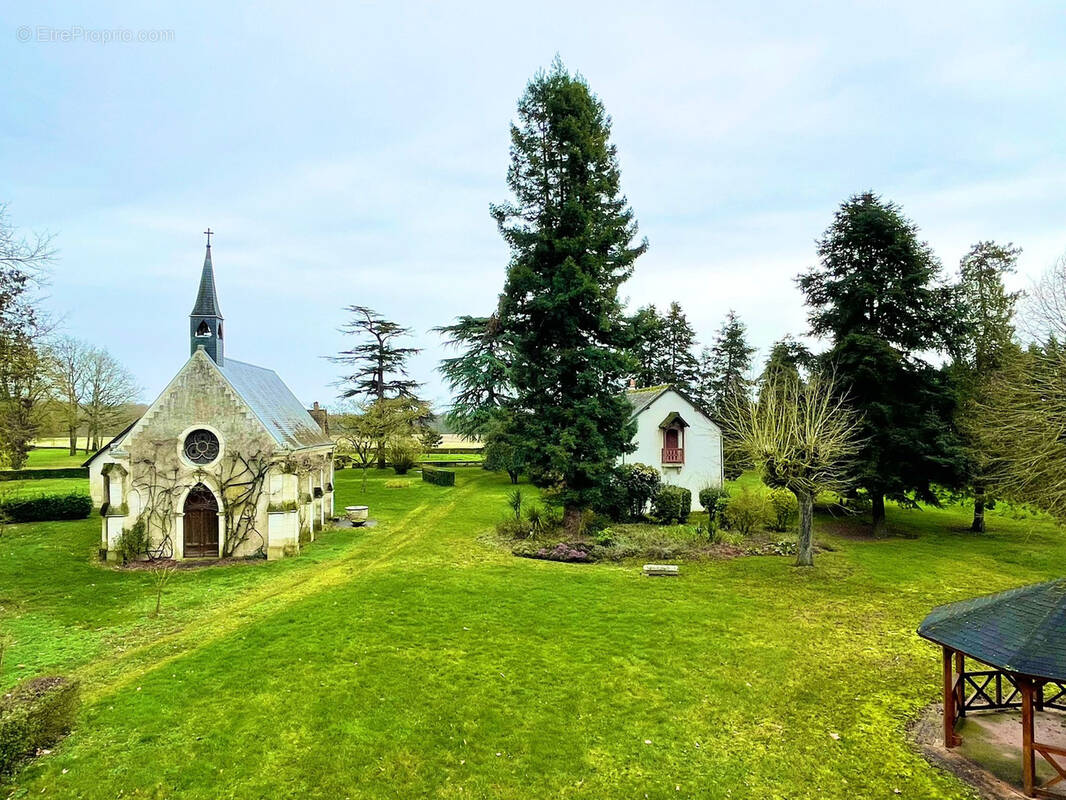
xmin=908 ymin=703 xmax=1055 ymax=799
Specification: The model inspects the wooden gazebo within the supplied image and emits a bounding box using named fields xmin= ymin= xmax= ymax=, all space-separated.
xmin=918 ymin=579 xmax=1066 ymax=798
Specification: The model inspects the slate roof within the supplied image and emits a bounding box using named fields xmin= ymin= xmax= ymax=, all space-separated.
xmin=217 ymin=358 xmax=332 ymax=450
xmin=918 ymin=579 xmax=1066 ymax=682
xmin=624 ymin=385 xmax=671 ymax=417
xmin=190 ymin=245 xmax=223 ymax=318
xmin=85 ymin=355 xmax=331 ymax=462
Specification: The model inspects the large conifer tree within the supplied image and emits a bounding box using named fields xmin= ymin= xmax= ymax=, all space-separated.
xmin=952 ymin=241 xmax=1022 ymax=532
xmin=494 ymin=60 xmax=646 ymax=525
xmin=660 ymin=301 xmax=699 ymax=391
xmin=706 ymin=309 xmax=755 ymax=413
xmin=798 ymin=191 xmax=966 ymax=535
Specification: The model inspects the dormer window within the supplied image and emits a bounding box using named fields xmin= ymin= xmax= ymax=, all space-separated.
xmin=659 ymin=412 xmax=687 ymax=465
xmin=195 ymin=320 xmax=211 ymax=337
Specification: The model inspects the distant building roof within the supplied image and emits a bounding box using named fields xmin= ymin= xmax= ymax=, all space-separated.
xmin=918 ymin=579 xmax=1066 ymax=682
xmin=218 ymin=358 xmax=333 ymax=450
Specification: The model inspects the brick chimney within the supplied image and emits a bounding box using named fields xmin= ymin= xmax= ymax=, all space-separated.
xmin=308 ymin=401 xmax=329 ymax=435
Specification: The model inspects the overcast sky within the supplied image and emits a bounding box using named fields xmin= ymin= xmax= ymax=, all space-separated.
xmin=4 ymin=1 xmax=1065 ymax=411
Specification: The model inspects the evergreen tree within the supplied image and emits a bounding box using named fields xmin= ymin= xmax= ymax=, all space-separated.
xmin=333 ymin=306 xmax=423 ymax=401
xmin=494 ymin=60 xmax=645 ymax=526
xmin=798 ymin=191 xmax=967 ymax=535
xmin=759 ymin=335 xmax=813 ymax=393
xmin=692 ymin=345 xmax=715 ymax=411
xmin=707 ymin=310 xmax=755 ymax=413
xmin=952 ymin=241 xmax=1022 ymax=532
xmin=626 ymin=304 xmax=664 ymax=388
xmin=434 ymin=313 xmax=513 ymax=438
xmin=332 ymin=305 xmax=424 ymax=467
xmin=659 ymin=301 xmax=699 ymax=391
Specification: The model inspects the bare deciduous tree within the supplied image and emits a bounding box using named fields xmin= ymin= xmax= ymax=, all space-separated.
xmin=82 ymin=347 xmax=139 ymax=452
xmin=48 ymin=336 xmax=92 ymax=455
xmin=722 ymin=371 xmax=863 ymax=566
xmin=1023 ymin=251 xmax=1066 ymax=342
xmin=979 ymin=344 xmax=1066 ymax=522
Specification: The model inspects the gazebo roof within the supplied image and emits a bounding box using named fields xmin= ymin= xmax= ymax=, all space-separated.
xmin=918 ymin=579 xmax=1066 ymax=682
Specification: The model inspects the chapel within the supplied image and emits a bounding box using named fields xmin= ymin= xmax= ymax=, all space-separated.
xmin=87 ymin=234 xmax=334 ymax=561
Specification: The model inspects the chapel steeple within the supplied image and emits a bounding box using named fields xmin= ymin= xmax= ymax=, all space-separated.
xmin=189 ymin=228 xmax=224 ymax=365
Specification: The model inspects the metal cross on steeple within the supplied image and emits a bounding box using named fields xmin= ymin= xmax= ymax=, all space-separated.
xmin=203 ymin=227 xmax=214 ymax=247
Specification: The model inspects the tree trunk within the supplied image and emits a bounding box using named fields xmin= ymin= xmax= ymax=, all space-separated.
xmin=871 ymin=492 xmax=887 ymax=538
xmin=376 ymin=440 xmax=386 ymax=470
xmin=970 ymin=483 xmax=986 ymax=533
xmin=507 ymin=470 xmax=519 ymax=485
xmin=563 ymin=505 xmax=583 ymax=537
xmin=68 ymin=427 xmax=77 ymax=456
xmin=794 ymin=489 xmax=814 ymax=567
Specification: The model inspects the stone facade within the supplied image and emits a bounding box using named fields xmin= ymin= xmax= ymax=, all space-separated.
xmin=88 ymin=351 xmax=334 ymax=561
xmin=87 ymin=240 xmax=334 ymax=562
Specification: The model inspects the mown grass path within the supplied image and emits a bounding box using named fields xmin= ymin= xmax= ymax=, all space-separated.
xmin=2 ymin=468 xmax=1063 ymax=799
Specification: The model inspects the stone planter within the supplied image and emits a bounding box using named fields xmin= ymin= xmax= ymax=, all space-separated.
xmin=345 ymin=505 xmax=369 ymax=526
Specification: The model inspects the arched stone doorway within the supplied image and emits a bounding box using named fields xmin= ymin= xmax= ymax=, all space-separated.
xmin=183 ymin=483 xmax=219 ymax=557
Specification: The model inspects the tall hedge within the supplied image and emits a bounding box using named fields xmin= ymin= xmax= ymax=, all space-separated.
xmin=0 ymin=676 xmax=80 ymax=775
xmin=0 ymin=468 xmax=88 ymax=482
xmin=421 ymin=467 xmax=455 ymax=487
xmin=0 ymin=493 xmax=93 ymax=522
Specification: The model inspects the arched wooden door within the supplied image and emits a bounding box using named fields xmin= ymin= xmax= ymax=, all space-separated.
xmin=183 ymin=484 xmax=219 ymax=557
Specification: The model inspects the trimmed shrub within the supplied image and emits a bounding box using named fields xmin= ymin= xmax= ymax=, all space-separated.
xmin=332 ymin=454 xmax=353 ymax=470
xmin=386 ymin=438 xmax=421 ymax=475
xmin=698 ymin=486 xmax=730 ymax=523
xmin=768 ymin=488 xmax=799 ymax=532
xmin=0 ymin=676 xmax=80 ymax=775
xmin=0 ymin=493 xmax=92 ymax=523
xmin=0 ymin=467 xmax=88 ymax=482
xmin=383 ymin=480 xmax=411 ymax=489
xmin=604 ymin=463 xmax=661 ymax=521
xmin=421 ymin=467 xmax=455 ymax=487
xmin=721 ymin=487 xmax=771 ymax=535
xmin=651 ymin=485 xmax=692 ymax=525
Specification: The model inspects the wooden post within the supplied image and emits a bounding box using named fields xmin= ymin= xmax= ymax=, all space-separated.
xmin=954 ymin=651 xmax=966 ymax=718
xmin=1021 ymin=677 xmax=1035 ymax=796
xmin=943 ymin=646 xmax=960 ymax=747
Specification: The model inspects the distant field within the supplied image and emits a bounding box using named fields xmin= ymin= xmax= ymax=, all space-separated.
xmin=421 ymin=452 xmax=483 ymax=462
xmin=22 ymin=449 xmax=90 ymax=469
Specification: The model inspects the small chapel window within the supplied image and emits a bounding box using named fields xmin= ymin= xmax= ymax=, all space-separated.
xmin=183 ymin=429 xmax=220 ymax=465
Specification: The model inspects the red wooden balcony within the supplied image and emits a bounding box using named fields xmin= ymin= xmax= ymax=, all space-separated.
xmin=661 ymin=447 xmax=684 ymax=464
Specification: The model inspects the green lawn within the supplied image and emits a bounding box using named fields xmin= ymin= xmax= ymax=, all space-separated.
xmin=1 ymin=469 xmax=1063 ymax=798
xmin=23 ymin=448 xmax=91 ymax=469
xmin=0 ymin=477 xmax=89 ymax=498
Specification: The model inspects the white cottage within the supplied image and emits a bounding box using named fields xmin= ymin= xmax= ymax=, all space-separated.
xmin=86 ymin=236 xmax=334 ymax=562
xmin=622 ymin=385 xmax=724 ymax=510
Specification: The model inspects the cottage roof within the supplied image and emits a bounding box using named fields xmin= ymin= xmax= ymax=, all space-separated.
xmin=917 ymin=579 xmax=1066 ymax=682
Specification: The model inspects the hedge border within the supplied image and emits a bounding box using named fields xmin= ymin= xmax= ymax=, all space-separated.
xmin=0 ymin=468 xmax=89 ymax=482
xmin=0 ymin=493 xmax=93 ymax=522
xmin=421 ymin=467 xmax=456 ymax=487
